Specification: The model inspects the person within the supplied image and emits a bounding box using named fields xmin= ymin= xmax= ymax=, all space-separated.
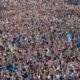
xmin=46 ymin=75 xmax=51 ymax=80
xmin=55 ymin=74 xmax=63 ymax=80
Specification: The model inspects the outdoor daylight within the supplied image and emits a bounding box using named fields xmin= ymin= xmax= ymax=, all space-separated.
xmin=0 ymin=0 xmax=80 ymax=80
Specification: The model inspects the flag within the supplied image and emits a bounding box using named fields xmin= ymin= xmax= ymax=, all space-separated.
xmin=66 ymin=31 xmax=73 ymax=42
xmin=75 ymin=39 xmax=80 ymax=47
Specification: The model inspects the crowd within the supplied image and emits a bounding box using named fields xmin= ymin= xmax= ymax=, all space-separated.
xmin=64 ymin=0 xmax=80 ymax=5
xmin=0 ymin=0 xmax=80 ymax=80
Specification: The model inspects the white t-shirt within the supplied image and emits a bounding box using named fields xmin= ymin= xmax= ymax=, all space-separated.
xmin=56 ymin=74 xmax=61 ymax=79
xmin=47 ymin=75 xmax=51 ymax=80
